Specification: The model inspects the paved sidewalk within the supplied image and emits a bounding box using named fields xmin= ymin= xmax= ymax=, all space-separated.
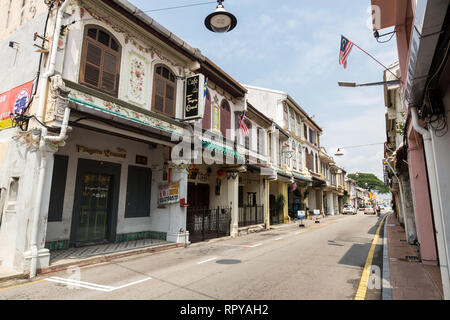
xmin=385 ymin=213 xmax=443 ymax=300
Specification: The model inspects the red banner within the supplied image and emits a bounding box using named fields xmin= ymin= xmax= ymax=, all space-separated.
xmin=0 ymin=81 xmax=33 ymax=130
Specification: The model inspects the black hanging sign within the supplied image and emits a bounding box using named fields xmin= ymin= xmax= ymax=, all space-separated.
xmin=184 ymin=74 xmax=205 ymax=120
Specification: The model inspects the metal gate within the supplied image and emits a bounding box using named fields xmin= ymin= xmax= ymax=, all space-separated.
xmin=186 ymin=207 xmax=231 ymax=243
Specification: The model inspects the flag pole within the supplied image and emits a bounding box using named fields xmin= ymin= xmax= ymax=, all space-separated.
xmin=351 ymin=41 xmax=401 ymax=81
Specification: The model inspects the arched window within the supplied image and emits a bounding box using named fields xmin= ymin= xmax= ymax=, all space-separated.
xmin=152 ymin=64 xmax=177 ymax=117
xmin=220 ymin=99 xmax=231 ymax=138
xmin=80 ymin=25 xmax=121 ymax=96
xmin=202 ymin=90 xmax=211 ymax=130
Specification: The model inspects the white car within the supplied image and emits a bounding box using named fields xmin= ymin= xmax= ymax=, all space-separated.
xmin=364 ymin=205 xmax=375 ymax=214
xmin=343 ymin=205 xmax=356 ymax=215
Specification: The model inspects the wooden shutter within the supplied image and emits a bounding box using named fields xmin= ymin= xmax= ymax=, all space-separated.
xmin=80 ymin=26 xmax=121 ymax=97
xmin=220 ymin=100 xmax=231 ymax=138
xmin=48 ymin=155 xmax=69 ymax=222
xmin=84 ymin=42 xmax=102 ymax=87
xmin=152 ymin=65 xmax=176 ymax=117
xmin=125 ymin=166 xmax=152 ymax=218
xmin=202 ymin=91 xmax=211 ymax=130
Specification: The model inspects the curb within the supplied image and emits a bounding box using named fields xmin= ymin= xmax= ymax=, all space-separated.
xmin=0 ymin=272 xmax=28 ymax=284
xmin=382 ymin=212 xmax=393 ymax=300
xmin=36 ymin=242 xmax=183 ymax=277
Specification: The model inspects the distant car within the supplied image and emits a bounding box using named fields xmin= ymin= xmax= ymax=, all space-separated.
xmin=364 ymin=205 xmax=375 ymax=214
xmin=343 ymin=205 xmax=356 ymax=215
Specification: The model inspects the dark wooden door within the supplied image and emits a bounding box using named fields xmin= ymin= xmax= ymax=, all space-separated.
xmin=76 ymin=173 xmax=113 ymax=245
xmin=70 ymin=159 xmax=121 ymax=247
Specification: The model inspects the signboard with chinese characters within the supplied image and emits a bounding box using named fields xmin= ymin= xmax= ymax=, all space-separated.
xmin=158 ymin=181 xmax=180 ymax=206
xmin=184 ymin=74 xmax=205 ymax=120
xmin=0 ymin=81 xmax=33 ymax=130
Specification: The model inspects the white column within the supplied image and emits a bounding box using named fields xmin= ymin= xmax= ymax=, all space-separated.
xmin=166 ymin=165 xmax=189 ymax=244
xmin=228 ymin=174 xmax=239 ymax=237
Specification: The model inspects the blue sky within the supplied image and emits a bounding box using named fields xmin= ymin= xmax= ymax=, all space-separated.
xmin=129 ymin=0 xmax=398 ymax=180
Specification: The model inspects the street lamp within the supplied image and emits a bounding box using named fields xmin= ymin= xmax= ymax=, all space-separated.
xmin=335 ymin=148 xmax=344 ymax=157
xmin=205 ymin=0 xmax=237 ymax=33
xmin=338 ymin=80 xmax=400 ymax=87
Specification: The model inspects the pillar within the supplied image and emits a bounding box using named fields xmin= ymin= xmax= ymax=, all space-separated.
xmin=264 ymin=178 xmax=270 ymax=230
xmin=166 ymin=164 xmax=189 ymax=243
xmin=228 ymin=173 xmax=239 ymax=236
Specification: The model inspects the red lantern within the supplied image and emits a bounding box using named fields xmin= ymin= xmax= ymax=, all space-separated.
xmin=217 ymin=169 xmax=226 ymax=179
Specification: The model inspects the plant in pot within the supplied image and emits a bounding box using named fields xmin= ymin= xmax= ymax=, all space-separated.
xmin=273 ymin=194 xmax=286 ymax=223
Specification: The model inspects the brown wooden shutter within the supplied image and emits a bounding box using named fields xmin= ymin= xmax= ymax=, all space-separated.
xmin=102 ymin=51 xmax=117 ymax=92
xmin=152 ymin=65 xmax=176 ymax=117
xmin=202 ymin=91 xmax=211 ymax=130
xmin=220 ymin=100 xmax=231 ymax=138
xmin=80 ymin=26 xmax=121 ymax=97
xmin=84 ymin=42 xmax=102 ymax=87
xmin=164 ymin=83 xmax=175 ymax=115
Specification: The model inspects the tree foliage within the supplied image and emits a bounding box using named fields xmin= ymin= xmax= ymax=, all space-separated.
xmin=347 ymin=173 xmax=390 ymax=194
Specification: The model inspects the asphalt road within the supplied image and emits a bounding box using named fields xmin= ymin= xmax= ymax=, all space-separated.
xmin=0 ymin=212 xmax=385 ymax=300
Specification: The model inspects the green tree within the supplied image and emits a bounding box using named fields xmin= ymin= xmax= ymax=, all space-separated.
xmin=347 ymin=173 xmax=389 ymax=194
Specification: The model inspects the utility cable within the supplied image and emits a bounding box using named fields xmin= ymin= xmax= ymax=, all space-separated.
xmin=143 ymin=1 xmax=217 ymax=13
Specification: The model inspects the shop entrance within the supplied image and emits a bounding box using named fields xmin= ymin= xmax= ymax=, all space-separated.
xmin=70 ymin=159 xmax=121 ymax=247
xmin=186 ymin=182 xmax=231 ymax=242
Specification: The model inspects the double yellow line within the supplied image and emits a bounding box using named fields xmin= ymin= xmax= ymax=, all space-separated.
xmin=354 ymin=215 xmax=387 ymax=300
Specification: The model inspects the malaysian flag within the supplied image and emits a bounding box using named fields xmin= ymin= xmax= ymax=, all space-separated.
xmin=239 ymin=112 xmax=249 ymax=136
xmin=339 ymin=35 xmax=354 ymax=69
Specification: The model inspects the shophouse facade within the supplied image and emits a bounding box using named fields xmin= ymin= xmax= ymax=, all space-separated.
xmin=0 ymin=0 xmax=266 ymax=275
xmin=244 ymin=85 xmax=327 ymax=220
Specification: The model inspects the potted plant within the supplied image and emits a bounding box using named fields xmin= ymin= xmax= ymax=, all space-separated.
xmin=273 ymin=194 xmax=286 ymax=222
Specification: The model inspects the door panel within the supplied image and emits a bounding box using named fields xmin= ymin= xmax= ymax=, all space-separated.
xmin=76 ymin=173 xmax=112 ymax=245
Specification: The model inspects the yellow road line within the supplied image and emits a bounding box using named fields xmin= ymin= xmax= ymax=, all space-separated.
xmin=0 ymin=279 xmax=45 ymax=293
xmin=354 ymin=215 xmax=387 ymax=300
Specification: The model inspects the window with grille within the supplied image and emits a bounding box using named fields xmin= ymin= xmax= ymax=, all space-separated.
xmin=152 ymin=65 xmax=177 ymax=117
xmin=80 ymin=26 xmax=121 ymax=97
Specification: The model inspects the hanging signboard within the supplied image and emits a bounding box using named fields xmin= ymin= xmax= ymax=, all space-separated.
xmin=184 ymin=74 xmax=205 ymax=120
xmin=0 ymin=81 xmax=33 ymax=130
xmin=158 ymin=180 xmax=180 ymax=206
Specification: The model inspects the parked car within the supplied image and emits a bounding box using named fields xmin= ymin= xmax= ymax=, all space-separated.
xmin=343 ymin=204 xmax=356 ymax=215
xmin=364 ymin=205 xmax=375 ymax=214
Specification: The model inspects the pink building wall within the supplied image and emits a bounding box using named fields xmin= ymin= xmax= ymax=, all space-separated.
xmin=375 ymin=0 xmax=438 ymax=264
xmin=407 ymin=123 xmax=438 ymax=265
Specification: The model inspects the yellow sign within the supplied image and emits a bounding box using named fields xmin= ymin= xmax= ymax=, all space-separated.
xmin=158 ymin=181 xmax=180 ymax=205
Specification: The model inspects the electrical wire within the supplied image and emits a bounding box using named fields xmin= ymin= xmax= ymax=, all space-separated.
xmin=338 ymin=142 xmax=385 ymax=149
xmin=12 ymin=0 xmax=56 ymax=131
xmin=142 ymin=1 xmax=217 ymax=13
xmin=376 ymin=31 xmax=395 ymax=43
xmin=421 ymin=28 xmax=450 ymax=137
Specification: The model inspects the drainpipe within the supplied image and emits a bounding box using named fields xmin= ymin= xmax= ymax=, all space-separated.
xmin=36 ymin=0 xmax=73 ymax=122
xmin=410 ymin=106 xmax=450 ymax=299
xmin=29 ymin=0 xmax=74 ymax=279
